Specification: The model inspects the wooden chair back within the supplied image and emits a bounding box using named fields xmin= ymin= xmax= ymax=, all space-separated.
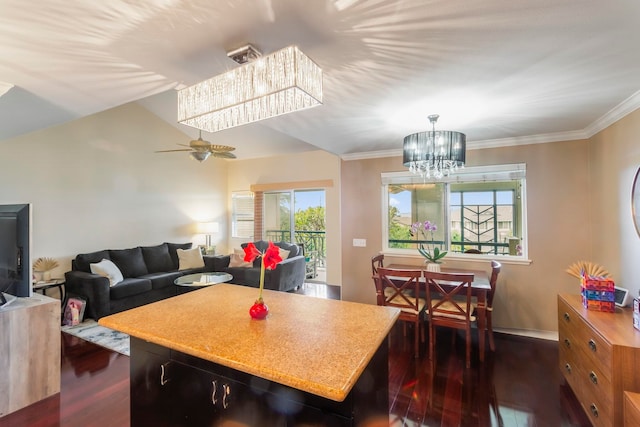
xmin=377 ymin=268 xmax=424 ymax=314
xmin=488 ymin=260 xmax=501 ymax=308
xmin=423 ymin=271 xmax=475 ymax=327
xmin=371 ymin=254 xmax=384 ymax=275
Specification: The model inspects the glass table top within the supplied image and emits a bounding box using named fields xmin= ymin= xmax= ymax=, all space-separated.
xmin=174 ymin=272 xmax=233 ymax=287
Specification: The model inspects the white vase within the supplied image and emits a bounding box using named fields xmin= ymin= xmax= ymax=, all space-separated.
xmin=425 ymin=262 xmax=441 ymax=273
xmin=42 ymin=271 xmax=52 ymax=281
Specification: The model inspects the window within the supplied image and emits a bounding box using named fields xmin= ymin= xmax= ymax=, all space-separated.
xmin=232 ymin=191 xmax=254 ymax=239
xmin=382 ymin=164 xmax=527 ymax=260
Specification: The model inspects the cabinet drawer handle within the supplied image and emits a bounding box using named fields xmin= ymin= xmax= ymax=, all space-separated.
xmin=563 ymin=312 xmax=570 ymax=322
xmin=160 ymin=362 xmax=171 ymax=386
xmin=588 ymin=339 xmax=597 ymax=352
xmin=564 ymin=363 xmax=572 ymax=374
xmin=590 ymin=403 xmax=599 ymax=418
xmin=589 ymin=371 xmax=598 ymax=385
xmin=211 ymin=380 xmax=218 ymax=405
xmin=222 ymin=384 xmax=231 ymax=409
xmin=564 ymin=338 xmax=571 ymax=348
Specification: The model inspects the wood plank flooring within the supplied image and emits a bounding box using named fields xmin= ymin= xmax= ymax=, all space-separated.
xmin=2 ymin=284 xmax=591 ymax=426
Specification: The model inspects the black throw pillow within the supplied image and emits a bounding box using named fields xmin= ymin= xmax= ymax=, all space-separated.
xmin=141 ymin=243 xmax=174 ymax=273
xmin=165 ymin=242 xmax=193 ymax=270
xmin=75 ymin=250 xmax=110 ymax=273
xmin=109 ymin=247 xmax=149 ymax=278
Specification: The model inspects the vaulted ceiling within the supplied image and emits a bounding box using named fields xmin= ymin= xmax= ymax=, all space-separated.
xmin=2 ymin=0 xmax=639 ymax=159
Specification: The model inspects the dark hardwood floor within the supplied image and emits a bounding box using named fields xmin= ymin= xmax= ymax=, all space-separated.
xmin=3 ymin=284 xmax=590 ymax=427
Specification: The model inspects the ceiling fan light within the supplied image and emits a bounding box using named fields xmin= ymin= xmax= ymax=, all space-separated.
xmin=190 ymin=151 xmax=211 ymax=162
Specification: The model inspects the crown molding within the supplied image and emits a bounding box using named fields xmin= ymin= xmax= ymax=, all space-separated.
xmin=584 ymin=89 xmax=640 ymax=137
xmin=342 ymin=92 xmax=640 ymax=161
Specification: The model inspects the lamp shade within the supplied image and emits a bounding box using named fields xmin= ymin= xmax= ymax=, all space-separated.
xmin=178 ymin=45 xmax=323 ymax=133
xmin=198 ymin=222 xmax=219 ymax=234
xmin=402 ymin=115 xmax=466 ymax=179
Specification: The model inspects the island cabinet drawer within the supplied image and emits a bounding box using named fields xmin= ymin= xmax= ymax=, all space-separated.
xmin=558 ymin=297 xmax=613 ymax=377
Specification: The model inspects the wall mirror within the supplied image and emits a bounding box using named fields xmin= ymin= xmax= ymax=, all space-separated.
xmin=633 ymin=166 xmax=640 ymax=237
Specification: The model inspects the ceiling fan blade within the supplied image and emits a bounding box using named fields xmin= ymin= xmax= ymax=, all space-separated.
xmin=208 ymin=144 xmax=236 ymax=153
xmin=213 ymin=151 xmax=237 ymax=159
xmin=155 ymin=149 xmax=193 ymax=153
xmin=177 ymin=143 xmax=192 ymax=148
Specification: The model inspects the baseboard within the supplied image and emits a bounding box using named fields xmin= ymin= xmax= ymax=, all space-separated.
xmin=495 ymin=327 xmax=558 ymax=342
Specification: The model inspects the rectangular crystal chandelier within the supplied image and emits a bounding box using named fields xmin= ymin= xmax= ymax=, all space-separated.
xmin=177 ymin=45 xmax=323 ymax=133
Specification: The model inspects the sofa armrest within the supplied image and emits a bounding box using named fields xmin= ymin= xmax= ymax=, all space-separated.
xmin=64 ymin=270 xmax=111 ymax=320
xmin=266 ymin=255 xmax=306 ymax=292
xmin=204 ymin=255 xmax=230 ymax=271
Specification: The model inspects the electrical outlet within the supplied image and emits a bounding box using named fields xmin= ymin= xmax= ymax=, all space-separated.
xmin=353 ymin=238 xmax=367 ymax=247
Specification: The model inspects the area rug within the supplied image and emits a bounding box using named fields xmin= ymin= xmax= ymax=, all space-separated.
xmin=62 ymin=319 xmax=130 ymax=356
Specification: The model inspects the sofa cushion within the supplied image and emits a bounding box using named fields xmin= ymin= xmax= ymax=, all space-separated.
xmin=75 ymin=250 xmax=111 ymax=273
xmin=141 ymin=271 xmax=183 ymax=290
xmin=109 ymin=278 xmax=152 ymax=300
xmin=275 ymin=241 xmax=300 ymax=258
xmin=109 ymin=247 xmax=149 ymax=278
xmin=177 ymin=247 xmax=204 ymax=270
xmin=90 ymin=259 xmax=124 ymax=286
xmin=166 ymin=242 xmax=193 ymax=270
xmin=141 ymin=243 xmax=174 ymax=273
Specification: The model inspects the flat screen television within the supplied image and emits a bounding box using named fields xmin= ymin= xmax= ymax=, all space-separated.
xmin=0 ymin=203 xmax=32 ymax=308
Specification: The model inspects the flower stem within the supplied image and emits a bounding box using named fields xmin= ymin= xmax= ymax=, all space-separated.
xmin=259 ymin=256 xmax=265 ymax=301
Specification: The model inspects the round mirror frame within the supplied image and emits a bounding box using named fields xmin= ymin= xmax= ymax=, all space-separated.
xmin=633 ymin=166 xmax=640 ymax=237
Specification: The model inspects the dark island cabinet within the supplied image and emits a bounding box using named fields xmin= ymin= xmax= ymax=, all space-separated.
xmin=129 ymin=337 xmax=389 ymax=427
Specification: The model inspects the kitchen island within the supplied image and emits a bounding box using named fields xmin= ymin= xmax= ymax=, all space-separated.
xmin=99 ymin=283 xmax=400 ymax=426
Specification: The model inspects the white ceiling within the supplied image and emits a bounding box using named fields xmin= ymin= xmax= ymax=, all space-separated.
xmin=1 ymin=0 xmax=640 ymax=160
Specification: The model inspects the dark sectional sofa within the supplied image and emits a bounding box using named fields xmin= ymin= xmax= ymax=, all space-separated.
xmin=65 ymin=240 xmax=307 ymax=320
xmin=213 ymin=240 xmax=306 ymax=293
xmin=65 ymin=242 xmax=217 ymax=320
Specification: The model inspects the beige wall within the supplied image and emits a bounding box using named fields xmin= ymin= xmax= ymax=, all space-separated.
xmin=340 ymin=140 xmax=592 ymax=334
xmin=588 ymin=109 xmax=640 ymax=297
xmin=225 ymin=151 xmax=342 ymax=286
xmin=0 ymin=102 xmax=228 ymax=279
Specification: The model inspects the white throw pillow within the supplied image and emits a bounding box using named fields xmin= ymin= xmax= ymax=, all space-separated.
xmin=177 ymin=247 xmax=204 ymax=270
xmin=90 ymin=259 xmax=124 ymax=287
xmin=228 ymin=253 xmax=252 ymax=268
xmin=278 ymin=248 xmax=290 ymax=260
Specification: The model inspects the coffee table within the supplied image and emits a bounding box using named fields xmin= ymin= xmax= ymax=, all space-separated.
xmin=174 ymin=272 xmax=233 ymax=287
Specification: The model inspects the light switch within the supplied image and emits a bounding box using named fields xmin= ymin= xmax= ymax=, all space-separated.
xmin=353 ymin=238 xmax=367 ymax=247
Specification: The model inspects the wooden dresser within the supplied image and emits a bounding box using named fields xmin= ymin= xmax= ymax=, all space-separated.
xmin=558 ymin=294 xmax=640 ymax=427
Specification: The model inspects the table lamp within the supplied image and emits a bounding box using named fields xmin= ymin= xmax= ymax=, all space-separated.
xmin=198 ymin=222 xmax=219 ymax=254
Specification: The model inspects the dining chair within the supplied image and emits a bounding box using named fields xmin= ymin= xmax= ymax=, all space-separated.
xmin=464 ymin=249 xmax=482 ymax=254
xmin=375 ymin=267 xmax=426 ymax=358
xmin=371 ymin=253 xmax=384 ymax=276
xmin=424 ymin=270 xmax=475 ymax=368
xmin=486 ymin=260 xmax=502 ymax=351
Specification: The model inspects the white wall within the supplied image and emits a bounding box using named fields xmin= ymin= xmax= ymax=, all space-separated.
xmin=0 ymin=102 xmax=228 ymax=280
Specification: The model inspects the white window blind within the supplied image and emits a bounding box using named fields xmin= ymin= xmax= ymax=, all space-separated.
xmin=232 ymin=191 xmax=254 ymax=239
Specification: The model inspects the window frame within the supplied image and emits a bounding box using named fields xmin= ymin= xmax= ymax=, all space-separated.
xmin=381 ymin=164 xmax=530 ymax=265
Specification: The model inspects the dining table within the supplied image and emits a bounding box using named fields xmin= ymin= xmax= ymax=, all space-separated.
xmin=386 ymin=263 xmax=491 ymax=362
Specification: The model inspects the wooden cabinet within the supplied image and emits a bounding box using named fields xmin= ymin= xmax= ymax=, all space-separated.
xmin=0 ymin=295 xmax=60 ymax=418
xmin=558 ymin=294 xmax=640 ymax=427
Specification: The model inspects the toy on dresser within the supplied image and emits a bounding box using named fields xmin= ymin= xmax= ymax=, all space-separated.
xmin=581 ymin=275 xmax=616 ymax=312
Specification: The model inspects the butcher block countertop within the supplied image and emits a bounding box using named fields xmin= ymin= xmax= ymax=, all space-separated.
xmin=99 ymin=283 xmax=400 ymax=402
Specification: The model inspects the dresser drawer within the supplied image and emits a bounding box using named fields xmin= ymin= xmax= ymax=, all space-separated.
xmin=558 ymin=297 xmax=613 ymax=382
xmin=560 ymin=343 xmax=613 ymax=408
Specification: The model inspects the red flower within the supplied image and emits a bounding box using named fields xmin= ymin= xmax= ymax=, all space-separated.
xmin=242 ymin=241 xmax=284 ymax=317
xmin=243 ymin=242 xmax=261 ymax=263
xmin=263 ymin=242 xmax=283 ymax=270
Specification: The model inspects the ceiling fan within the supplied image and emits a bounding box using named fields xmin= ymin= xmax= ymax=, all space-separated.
xmin=156 ymin=130 xmax=237 ymax=162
